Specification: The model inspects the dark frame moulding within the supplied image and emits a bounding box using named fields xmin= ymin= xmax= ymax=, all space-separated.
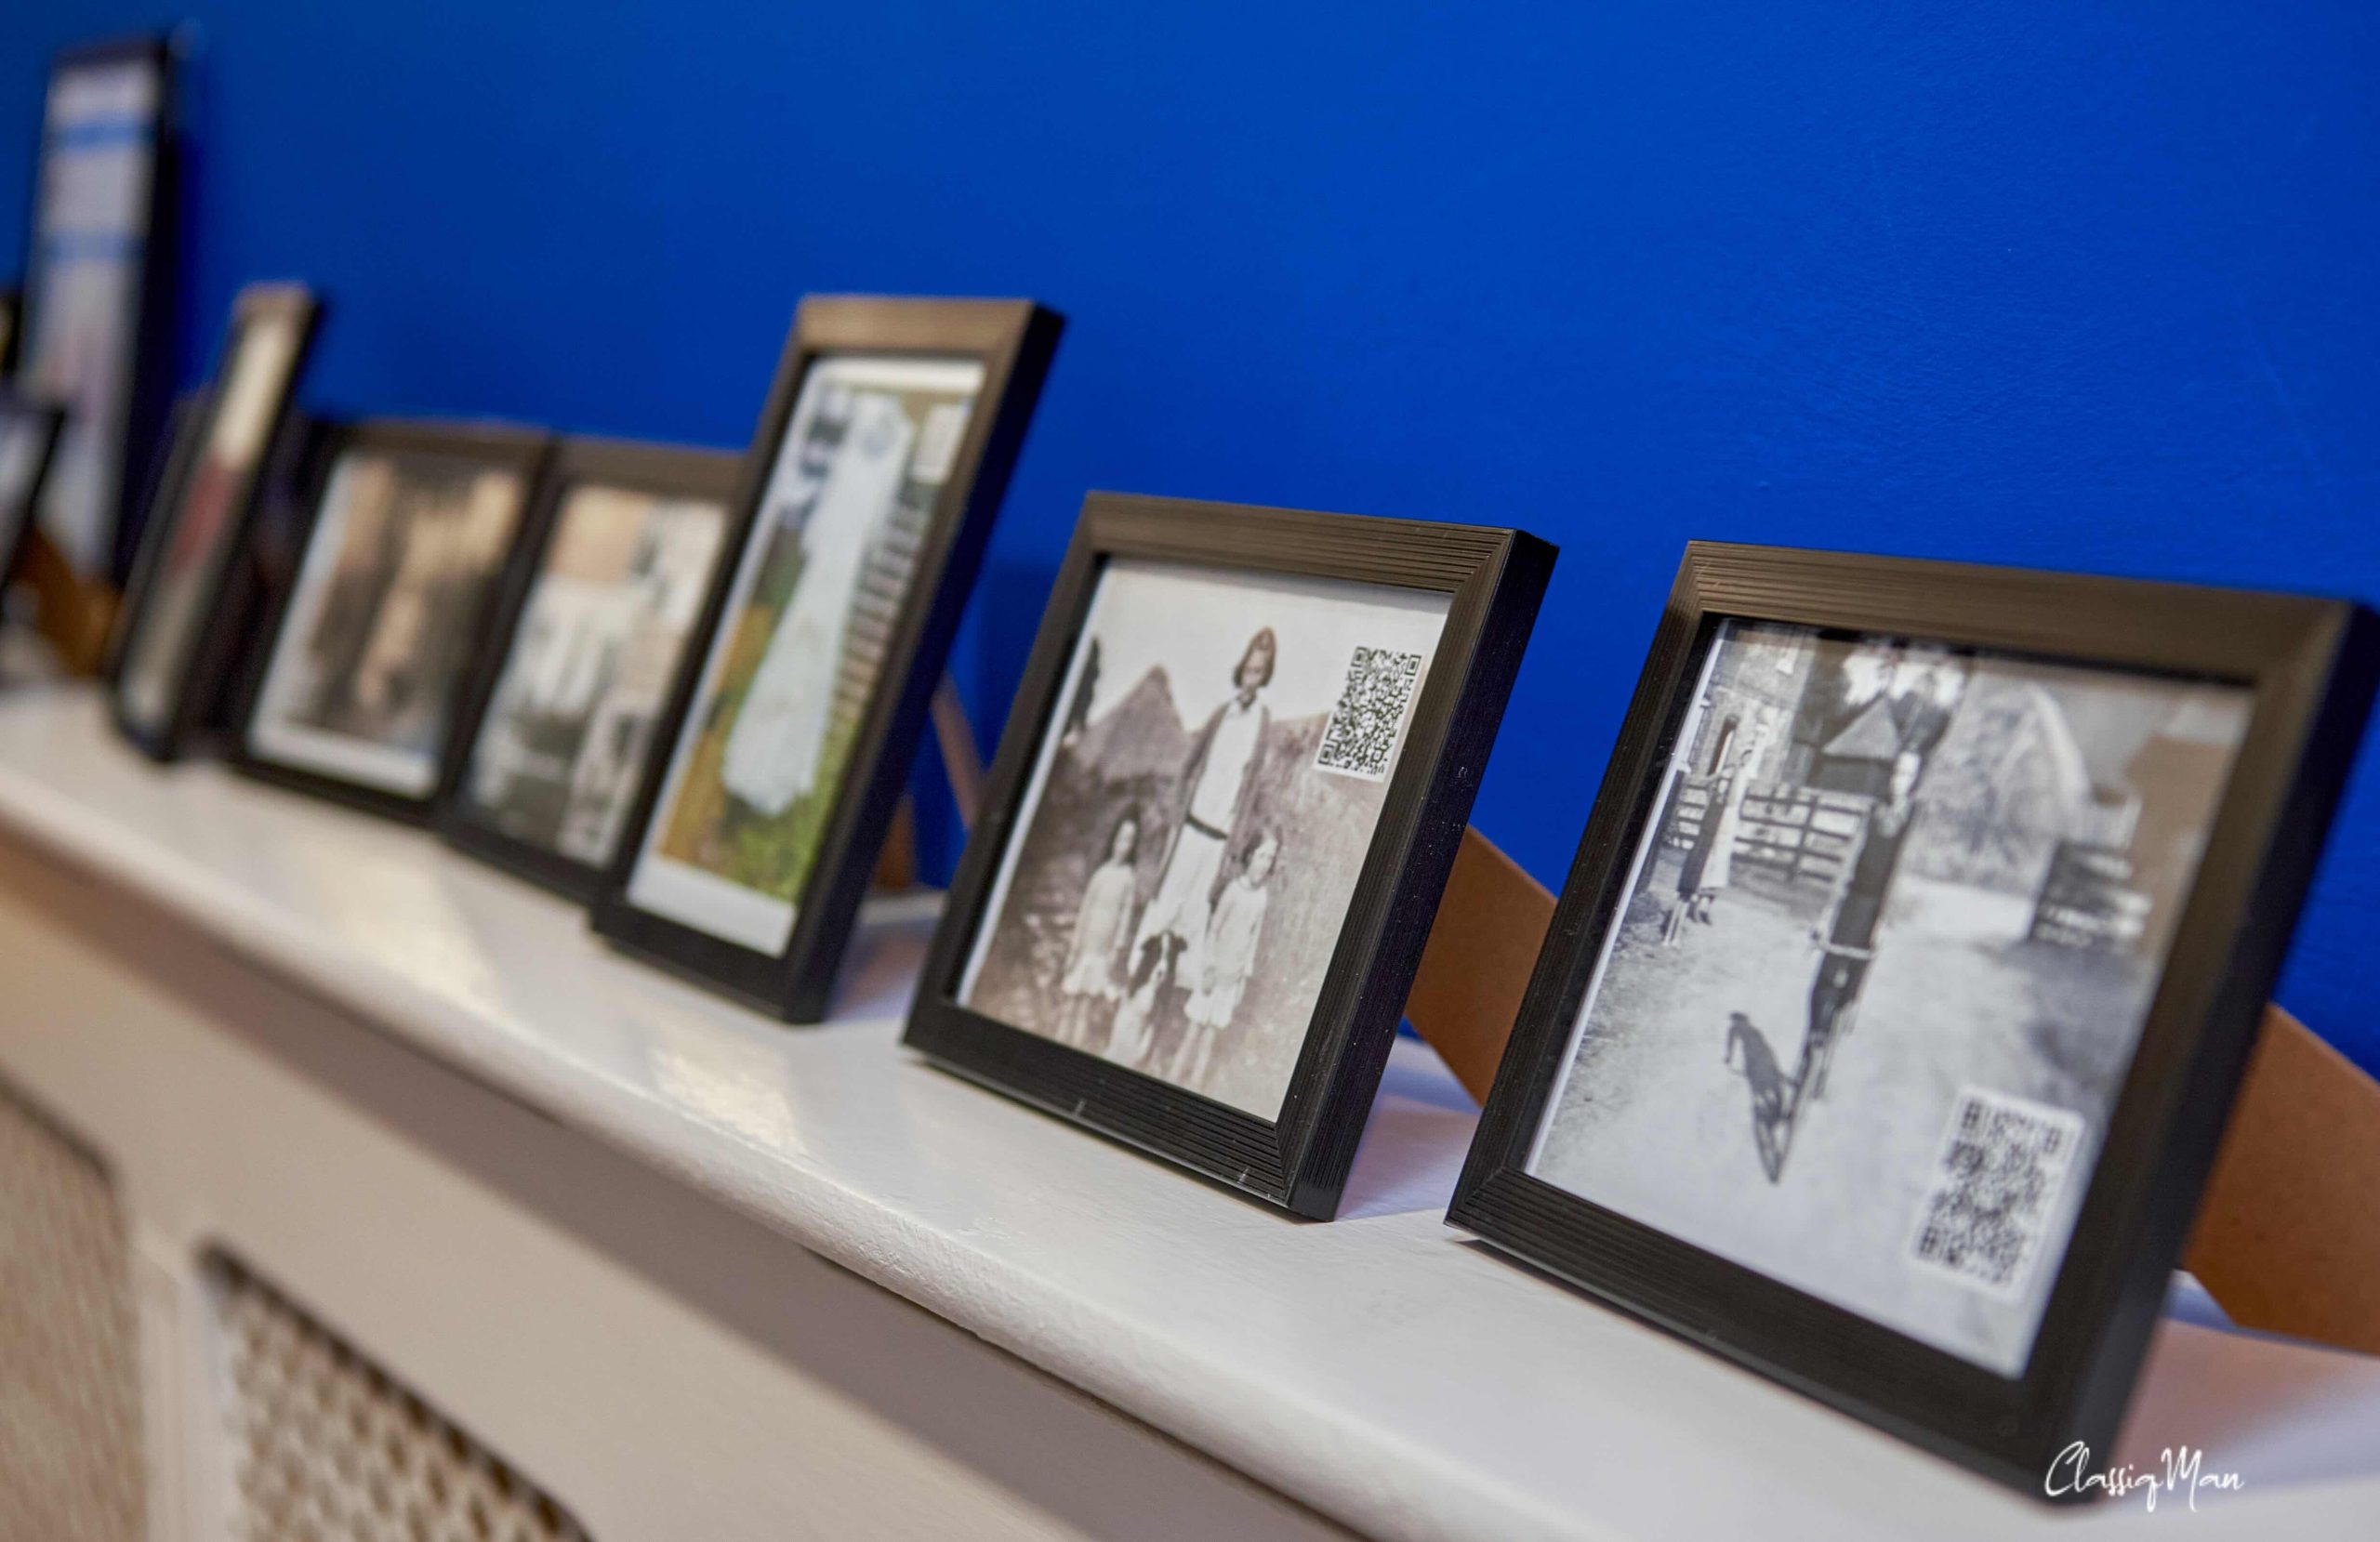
xmin=227 ymin=417 xmax=555 ymax=824
xmin=0 ymin=391 xmax=66 ymax=600
xmin=590 ymin=295 xmax=1064 ymax=1022
xmin=196 ymin=408 xmax=340 ymax=714
xmin=1448 ymin=540 xmax=2380 ymax=1499
xmin=19 ymin=33 xmax=181 ymax=585
xmin=98 ymin=383 xmax=215 ymax=689
xmin=905 ymin=493 xmax=1556 ymax=1220
xmin=107 ymin=283 xmax=324 ymax=762
xmin=433 ymin=436 xmax=746 ymax=903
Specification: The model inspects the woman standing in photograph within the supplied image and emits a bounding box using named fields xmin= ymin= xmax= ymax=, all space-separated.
xmin=1111 ymin=627 xmax=1276 ymax=1064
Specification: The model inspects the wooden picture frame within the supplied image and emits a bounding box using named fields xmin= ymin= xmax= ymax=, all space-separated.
xmin=436 ymin=437 xmax=744 ymax=901
xmin=1448 ymin=542 xmax=2379 ymax=1497
xmin=906 ymin=494 xmax=1554 ymax=1219
xmin=109 ymin=283 xmax=323 ymax=760
xmin=16 ymin=33 xmax=178 ymax=585
xmin=231 ymin=419 xmax=552 ymax=823
xmin=0 ymin=390 xmax=65 ymax=602
xmin=592 ymin=296 xmax=1063 ymax=1019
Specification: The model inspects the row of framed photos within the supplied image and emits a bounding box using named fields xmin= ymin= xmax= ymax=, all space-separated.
xmin=45 ymin=278 xmax=2380 ymax=1503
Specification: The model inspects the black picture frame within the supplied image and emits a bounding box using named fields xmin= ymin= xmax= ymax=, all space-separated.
xmin=16 ymin=33 xmax=179 ymax=585
xmin=99 ymin=383 xmax=213 ymax=688
xmin=108 ymin=283 xmax=323 ymax=760
xmin=1448 ymin=542 xmax=2380 ymax=1497
xmin=0 ymin=389 xmax=65 ymax=600
xmin=435 ymin=436 xmax=744 ymax=902
xmin=591 ymin=296 xmax=1064 ymax=1020
xmin=905 ymin=494 xmax=1555 ymax=1219
xmin=203 ymin=409 xmax=338 ymax=729
xmin=230 ymin=418 xmax=553 ymax=824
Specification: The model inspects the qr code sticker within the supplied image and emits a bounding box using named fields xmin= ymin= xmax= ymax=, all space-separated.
xmin=1907 ymin=1087 xmax=2086 ymax=1298
xmin=1314 ymin=646 xmax=1426 ymax=781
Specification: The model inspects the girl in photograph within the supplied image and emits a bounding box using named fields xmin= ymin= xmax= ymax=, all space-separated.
xmin=1172 ymin=830 xmax=1278 ymax=1090
xmin=1056 ymin=813 xmax=1142 ymax=1050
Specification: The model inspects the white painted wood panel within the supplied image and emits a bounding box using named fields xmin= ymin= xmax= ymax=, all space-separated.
xmin=0 ymin=687 xmax=2373 ymax=1539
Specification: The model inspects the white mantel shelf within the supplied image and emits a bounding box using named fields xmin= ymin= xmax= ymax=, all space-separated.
xmin=0 ymin=686 xmax=2373 ymax=1541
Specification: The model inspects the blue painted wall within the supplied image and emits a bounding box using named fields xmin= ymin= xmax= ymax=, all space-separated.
xmin=5 ymin=4 xmax=2375 ymax=1070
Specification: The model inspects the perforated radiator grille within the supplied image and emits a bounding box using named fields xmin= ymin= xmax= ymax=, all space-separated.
xmin=0 ymin=1081 xmax=145 ymax=1542
xmin=213 ymin=1258 xmax=592 ymax=1542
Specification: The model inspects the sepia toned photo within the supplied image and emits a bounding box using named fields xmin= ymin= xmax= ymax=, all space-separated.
xmin=458 ymin=481 xmax=729 ymax=867
xmin=957 ymin=558 xmax=1451 ymax=1119
xmin=115 ymin=305 xmax=307 ymax=737
xmin=246 ymin=447 xmax=533 ymax=796
xmin=624 ymin=354 xmax=985 ymax=953
xmin=1527 ymin=619 xmax=2251 ymax=1374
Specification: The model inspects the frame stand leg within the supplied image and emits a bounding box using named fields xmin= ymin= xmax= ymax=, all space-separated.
xmin=16 ymin=530 xmax=116 ymax=677
xmin=870 ymin=673 xmax=984 ymax=893
xmin=1405 ymin=824 xmax=2380 ymax=1356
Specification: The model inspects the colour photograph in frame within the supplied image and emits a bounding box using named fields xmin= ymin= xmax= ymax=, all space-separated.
xmin=239 ymin=422 xmax=547 ymax=816
xmin=439 ymin=440 xmax=740 ymax=898
xmin=624 ymin=353 xmax=986 ymax=952
xmin=1450 ymin=542 xmax=2379 ymax=1496
xmin=112 ymin=284 xmax=320 ymax=758
xmin=594 ymin=297 xmax=1062 ymax=1021
xmin=17 ymin=36 xmax=174 ymax=581
xmin=908 ymin=495 xmax=1554 ymax=1218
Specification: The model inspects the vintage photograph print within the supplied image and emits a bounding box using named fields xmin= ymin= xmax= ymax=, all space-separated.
xmin=959 ymin=560 xmax=1453 ymax=1118
xmin=1451 ymin=543 xmax=2378 ymax=1496
xmin=595 ymin=297 xmax=1061 ymax=1020
xmin=909 ymin=495 xmax=1553 ymax=1217
xmin=238 ymin=422 xmax=549 ymax=818
xmin=438 ymin=441 xmax=739 ymax=897
xmin=112 ymin=284 xmax=321 ymax=758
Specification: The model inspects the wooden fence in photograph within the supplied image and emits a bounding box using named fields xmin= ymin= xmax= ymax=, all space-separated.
xmin=1659 ymin=776 xmax=1868 ymax=892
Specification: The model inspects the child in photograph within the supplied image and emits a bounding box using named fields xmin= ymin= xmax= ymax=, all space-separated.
xmin=1056 ymin=813 xmax=1142 ymax=1051
xmin=1171 ymin=831 xmax=1279 ymax=1090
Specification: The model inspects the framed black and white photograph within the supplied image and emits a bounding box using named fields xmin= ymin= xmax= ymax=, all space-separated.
xmin=234 ymin=420 xmax=550 ymax=820
xmin=592 ymin=296 xmax=1062 ymax=1019
xmin=436 ymin=438 xmax=742 ymax=900
xmin=1450 ymin=543 xmax=2378 ymax=1496
xmin=906 ymin=494 xmax=1554 ymax=1219
xmin=0 ymin=391 xmax=65 ymax=604
xmin=110 ymin=283 xmax=322 ymax=759
xmin=16 ymin=34 xmax=178 ymax=583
